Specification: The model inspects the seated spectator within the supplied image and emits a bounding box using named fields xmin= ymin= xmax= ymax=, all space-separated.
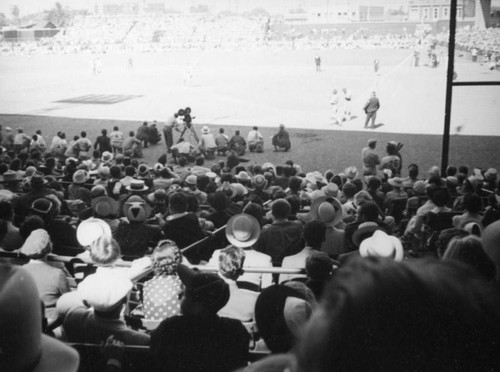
xmin=217 ymin=246 xmax=259 ymax=321
xmin=442 ymin=235 xmax=496 ymax=282
xmin=0 ymin=264 xmax=79 ymax=372
xmin=56 ymin=270 xmax=150 ymax=346
xmin=294 ymin=257 xmax=500 ymax=371
xmin=29 ymin=196 xmax=80 ymax=250
xmin=123 ymin=131 xmax=143 ymax=158
xmin=309 ymin=196 xmax=345 ymax=257
xmin=453 ymin=193 xmax=483 ymax=229
xmin=0 ymin=200 xmax=23 ymax=251
xmin=228 ymin=130 xmax=247 ymax=156
xmin=20 ymin=229 xmax=70 ymax=321
xmin=75 ymin=131 xmax=92 ymax=160
xmin=247 ymin=126 xmax=264 ymax=153
xmin=109 ymin=126 xmax=124 ymax=154
xmin=136 ymin=122 xmax=150 ymax=148
xmin=199 ymin=126 xmax=217 ymax=158
xmin=208 ymin=213 xmax=273 ymax=289
xmin=160 ymin=192 xmax=206 ymax=264
xmin=280 ymin=220 xmax=326 ymax=283
xmin=142 ymin=240 xmax=183 ymax=321
xmin=171 ymin=137 xmax=196 ymax=164
xmin=94 ymin=129 xmax=112 ymax=155
xmin=150 ymin=264 xmax=249 ymax=372
xmin=115 ymin=196 xmax=162 ymax=258
xmin=305 ymin=251 xmax=339 ymax=301
xmin=13 ymin=173 xmax=59 ymax=225
xmin=254 ymin=199 xmax=303 ymax=266
xmin=215 ymin=128 xmax=229 ymax=156
xmin=147 ymin=121 xmax=162 ymax=145
xmin=344 ymin=201 xmax=390 ymax=253
xmin=482 ymin=187 xmax=500 ymax=227
xmin=272 ymin=124 xmax=291 ymax=152
xmin=254 ymin=285 xmax=312 ymax=354
xmin=68 ymin=169 xmax=92 ymax=206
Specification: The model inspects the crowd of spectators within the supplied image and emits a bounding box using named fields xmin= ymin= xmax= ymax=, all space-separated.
xmin=0 ymin=13 xmax=464 ymax=56
xmin=1 ymin=120 xmax=500 ymax=371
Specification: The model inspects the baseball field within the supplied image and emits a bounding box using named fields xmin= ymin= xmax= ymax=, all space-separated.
xmin=1 ymin=46 xmax=499 ymax=173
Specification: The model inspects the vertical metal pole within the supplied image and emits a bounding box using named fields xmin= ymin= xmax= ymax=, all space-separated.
xmin=441 ymin=0 xmax=457 ymax=177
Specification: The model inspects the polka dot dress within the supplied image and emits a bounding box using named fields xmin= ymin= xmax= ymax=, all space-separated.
xmin=143 ymin=275 xmax=183 ymax=321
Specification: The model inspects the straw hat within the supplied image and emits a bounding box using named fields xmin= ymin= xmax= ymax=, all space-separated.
xmin=225 ymin=214 xmax=261 ymax=248
xmin=91 ymin=196 xmax=119 ymax=217
xmin=125 ymin=179 xmax=149 ymax=192
xmin=310 ymin=196 xmax=343 ymax=227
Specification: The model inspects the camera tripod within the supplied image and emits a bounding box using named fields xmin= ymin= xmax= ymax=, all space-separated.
xmin=178 ymin=123 xmax=199 ymax=145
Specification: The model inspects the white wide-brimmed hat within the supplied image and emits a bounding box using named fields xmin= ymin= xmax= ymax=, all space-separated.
xmin=359 ymin=230 xmax=404 ymax=261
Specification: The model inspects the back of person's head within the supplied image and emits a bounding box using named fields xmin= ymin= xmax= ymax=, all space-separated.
xmin=342 ymin=183 xmax=357 ymax=199
xmin=169 ymin=192 xmax=188 ymax=214
xmin=463 ymin=193 xmax=482 ymax=213
xmin=367 ymin=176 xmax=381 ymax=190
xmin=19 ymin=215 xmax=45 ymax=240
xmin=357 ymin=201 xmax=380 ymax=222
xmin=101 ymin=129 xmax=107 ymax=135
xmin=288 ymin=176 xmax=302 ymax=193
xmin=255 ymin=285 xmax=311 ymax=354
xmin=80 ymin=131 xmax=87 ymax=138
xmin=436 ymin=228 xmax=469 ymax=258
xmin=124 ymin=165 xmax=135 ymax=177
xmin=195 ymin=157 xmax=204 ymax=166
xmin=431 ymin=187 xmax=450 ymax=207
xmin=219 ymin=128 xmax=224 ymax=133
xmin=152 ymin=240 xmax=182 ymax=276
xmin=283 ymin=165 xmax=294 ymax=178
xmin=276 ymin=165 xmax=284 ymax=176
xmin=443 ymin=235 xmax=496 ymax=281
xmin=408 ymin=163 xmax=419 ymax=178
xmin=458 ymin=165 xmax=469 ymax=176
xmin=428 ymin=175 xmax=444 ymax=187
xmin=242 ymin=203 xmax=264 ymax=227
xmin=113 ymin=126 xmax=119 ymax=131
xmin=296 ymin=256 xmax=500 ymax=371
xmin=446 ymin=166 xmax=457 ymax=177
xmin=351 ymin=179 xmax=363 ymax=193
xmin=89 ymin=234 xmax=121 ymax=265
xmin=110 ymin=166 xmax=121 ymax=179
xmin=218 ymin=246 xmax=245 ymax=281
xmin=272 ymin=199 xmax=291 ymax=220
xmin=129 ymin=131 xmax=134 ymax=137
xmin=303 ymin=221 xmax=326 ymax=249
xmin=285 ymin=195 xmax=300 ymax=216
xmin=235 ymin=130 xmax=240 ymax=135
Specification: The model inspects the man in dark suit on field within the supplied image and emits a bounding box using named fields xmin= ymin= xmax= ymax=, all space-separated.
xmin=363 ymin=91 xmax=380 ymax=129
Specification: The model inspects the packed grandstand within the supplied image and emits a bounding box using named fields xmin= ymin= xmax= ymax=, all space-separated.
xmin=1 ymin=13 xmax=500 ymax=62
xmin=1 ymin=3 xmax=500 ymax=372
xmin=1 ymin=117 xmax=500 ymax=370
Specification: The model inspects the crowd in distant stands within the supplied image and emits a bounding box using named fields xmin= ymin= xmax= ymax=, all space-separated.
xmin=1 ymin=119 xmax=500 ymax=371
xmin=1 ymin=13 xmax=483 ymax=56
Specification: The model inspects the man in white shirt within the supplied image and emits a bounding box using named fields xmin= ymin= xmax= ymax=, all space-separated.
xmin=171 ymin=138 xmax=196 ymax=164
xmin=247 ymin=126 xmax=264 ymax=153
